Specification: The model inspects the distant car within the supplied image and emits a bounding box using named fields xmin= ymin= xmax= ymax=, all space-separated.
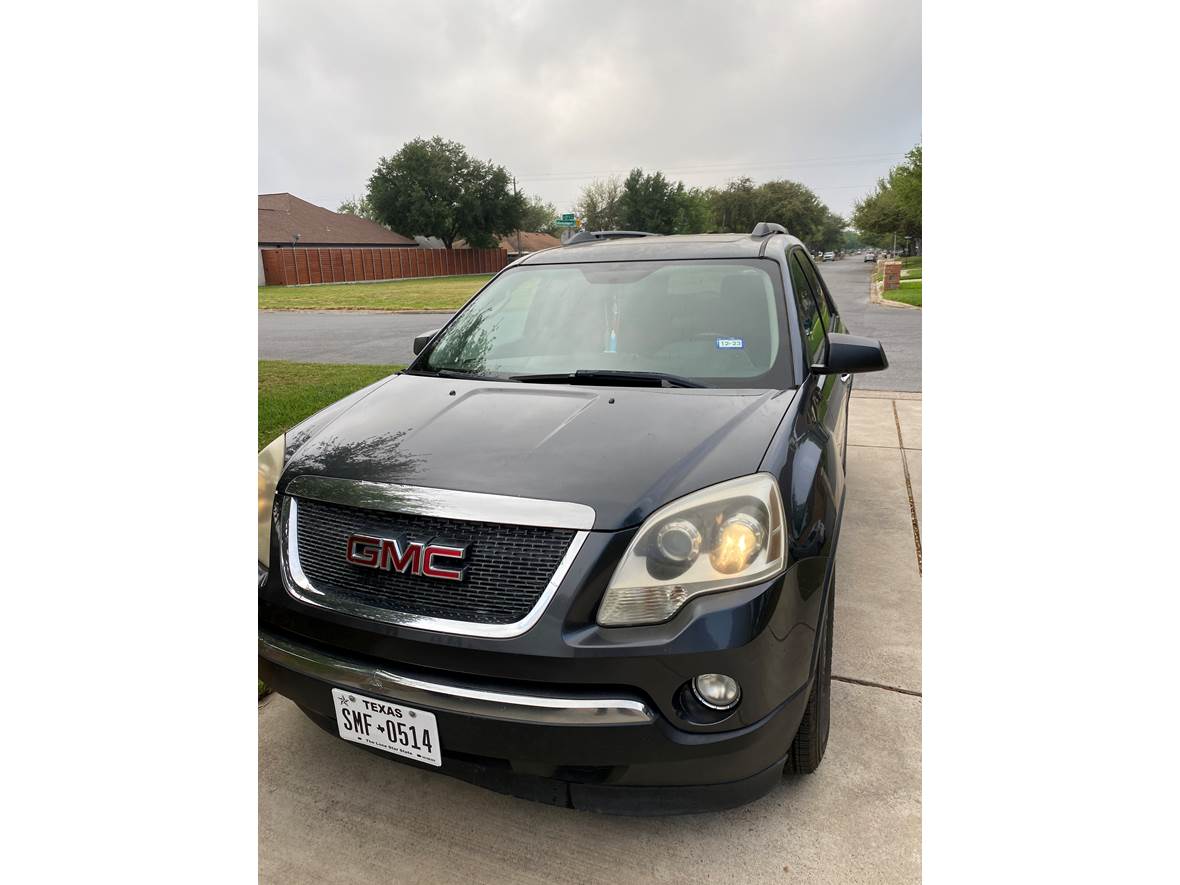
xmin=863 ymin=252 xmax=877 ymax=262
xmin=822 ymin=251 xmax=835 ymax=262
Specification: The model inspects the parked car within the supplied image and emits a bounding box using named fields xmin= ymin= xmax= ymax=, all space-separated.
xmin=822 ymin=251 xmax=835 ymax=262
xmin=863 ymin=252 xmax=877 ymax=262
xmin=258 ymin=222 xmax=888 ymax=814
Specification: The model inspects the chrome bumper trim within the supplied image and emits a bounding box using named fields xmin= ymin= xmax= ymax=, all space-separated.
xmin=258 ymin=631 xmax=654 ymax=726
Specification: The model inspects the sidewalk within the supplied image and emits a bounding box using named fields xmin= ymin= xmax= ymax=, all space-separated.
xmin=259 ymin=391 xmax=923 ymax=884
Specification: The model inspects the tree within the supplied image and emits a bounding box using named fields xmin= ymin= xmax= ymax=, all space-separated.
xmin=754 ymin=179 xmax=830 ymax=244
xmin=813 ymin=209 xmax=847 ymax=253
xmin=337 ymin=195 xmax=380 ymax=222
xmin=366 ymin=136 xmax=526 ymax=248
xmin=520 ymin=194 xmax=559 ymax=235
xmin=674 ymin=187 xmax=715 ymax=234
xmin=851 ymin=144 xmax=921 ymax=252
xmin=706 ymin=176 xmax=841 ymax=250
xmin=575 ymin=175 xmax=624 ymax=230
xmin=710 ymin=177 xmax=760 ymax=233
xmin=619 ymin=169 xmax=685 ymax=233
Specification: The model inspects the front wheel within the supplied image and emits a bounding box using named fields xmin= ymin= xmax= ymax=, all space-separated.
xmin=788 ymin=569 xmax=834 ymax=774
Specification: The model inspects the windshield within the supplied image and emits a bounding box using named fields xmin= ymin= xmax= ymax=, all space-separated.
xmin=416 ymin=259 xmax=791 ymax=389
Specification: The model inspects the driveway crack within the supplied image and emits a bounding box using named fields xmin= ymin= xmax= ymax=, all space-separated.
xmin=832 ymin=674 xmax=922 ymax=697
xmin=892 ymin=400 xmax=922 ymax=575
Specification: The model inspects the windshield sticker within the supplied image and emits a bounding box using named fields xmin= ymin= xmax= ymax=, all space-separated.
xmin=715 ymin=337 xmax=745 ymax=350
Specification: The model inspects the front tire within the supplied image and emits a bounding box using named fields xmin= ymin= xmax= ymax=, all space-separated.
xmin=788 ymin=569 xmax=834 ymax=774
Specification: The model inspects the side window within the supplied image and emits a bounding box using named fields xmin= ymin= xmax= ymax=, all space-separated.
xmin=788 ymin=253 xmax=825 ymax=361
xmin=797 ymin=254 xmax=834 ymax=330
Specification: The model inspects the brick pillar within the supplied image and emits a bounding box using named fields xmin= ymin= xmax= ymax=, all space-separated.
xmin=882 ymin=260 xmax=902 ymax=291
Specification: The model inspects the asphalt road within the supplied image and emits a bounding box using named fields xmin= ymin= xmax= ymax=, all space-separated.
xmin=259 ymin=391 xmax=922 ymax=884
xmin=815 ymin=257 xmax=921 ymax=392
xmin=257 ymin=256 xmax=920 ymax=390
xmin=258 ymin=309 xmax=450 ymax=367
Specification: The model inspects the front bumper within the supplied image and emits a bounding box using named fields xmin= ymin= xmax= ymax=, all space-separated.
xmin=259 ymin=628 xmax=811 ymax=814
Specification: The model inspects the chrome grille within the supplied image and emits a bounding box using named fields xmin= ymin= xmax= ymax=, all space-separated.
xmin=292 ymin=497 xmax=577 ymax=625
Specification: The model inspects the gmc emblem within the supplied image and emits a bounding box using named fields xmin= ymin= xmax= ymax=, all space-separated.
xmin=344 ymin=533 xmax=468 ymax=582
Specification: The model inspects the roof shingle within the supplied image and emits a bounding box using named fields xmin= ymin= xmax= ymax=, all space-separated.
xmin=455 ymin=231 xmax=561 ymax=253
xmin=258 ymin=193 xmax=415 ymax=246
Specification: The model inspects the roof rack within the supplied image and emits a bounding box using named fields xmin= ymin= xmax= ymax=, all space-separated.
xmin=750 ymin=222 xmax=788 ymax=237
xmin=564 ymin=230 xmax=661 ymax=245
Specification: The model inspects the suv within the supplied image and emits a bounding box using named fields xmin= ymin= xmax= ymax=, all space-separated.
xmin=258 ymin=223 xmax=888 ymax=814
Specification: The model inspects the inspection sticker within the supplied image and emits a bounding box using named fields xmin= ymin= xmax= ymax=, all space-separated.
xmin=715 ymin=337 xmax=745 ymax=349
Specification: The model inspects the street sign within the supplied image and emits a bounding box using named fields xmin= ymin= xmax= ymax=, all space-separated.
xmin=560 ymin=213 xmax=576 ymax=223
xmin=554 ymin=216 xmax=576 ymax=228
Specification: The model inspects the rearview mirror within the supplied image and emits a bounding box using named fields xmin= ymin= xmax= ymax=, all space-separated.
xmin=811 ymin=333 xmax=888 ymax=375
xmin=413 ymin=329 xmax=441 ymax=356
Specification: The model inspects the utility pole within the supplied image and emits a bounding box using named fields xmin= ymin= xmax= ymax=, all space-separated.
xmin=512 ymin=175 xmax=522 ymax=256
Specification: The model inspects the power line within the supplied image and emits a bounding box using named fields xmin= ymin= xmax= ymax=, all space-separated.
xmin=515 ymin=151 xmax=906 ymax=182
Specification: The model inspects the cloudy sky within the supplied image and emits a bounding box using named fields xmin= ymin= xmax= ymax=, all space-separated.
xmin=260 ymin=0 xmax=920 ymax=221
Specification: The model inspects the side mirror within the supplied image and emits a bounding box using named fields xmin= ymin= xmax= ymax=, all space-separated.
xmin=811 ymin=333 xmax=888 ymax=375
xmin=413 ymin=329 xmax=441 ymax=356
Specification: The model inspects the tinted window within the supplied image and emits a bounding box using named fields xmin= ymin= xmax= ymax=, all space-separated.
xmin=420 ymin=260 xmax=790 ymax=389
xmin=796 ymin=253 xmax=834 ymax=329
xmin=788 ymin=254 xmax=825 ymax=361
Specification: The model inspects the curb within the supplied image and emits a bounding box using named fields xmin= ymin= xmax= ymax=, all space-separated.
xmin=259 ymin=308 xmax=457 ymax=315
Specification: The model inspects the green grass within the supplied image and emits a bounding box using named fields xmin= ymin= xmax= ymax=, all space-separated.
xmin=258 ymin=360 xmax=403 ymax=449
xmin=258 ymin=360 xmax=406 ymax=695
xmin=259 ymin=274 xmax=492 ymax=311
xmin=887 ymin=279 xmax=922 ymax=307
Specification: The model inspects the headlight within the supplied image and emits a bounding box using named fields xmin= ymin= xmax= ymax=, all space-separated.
xmin=258 ymin=435 xmax=285 ymax=570
xmin=597 ymin=473 xmax=786 ymax=626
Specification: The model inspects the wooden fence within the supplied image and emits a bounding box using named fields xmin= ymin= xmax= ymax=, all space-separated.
xmin=260 ymin=246 xmax=507 ymax=286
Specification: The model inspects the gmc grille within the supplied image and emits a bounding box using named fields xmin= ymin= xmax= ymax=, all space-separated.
xmin=292 ymin=497 xmax=577 ymax=625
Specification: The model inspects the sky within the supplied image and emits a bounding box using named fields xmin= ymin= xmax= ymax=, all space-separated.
xmin=259 ymin=0 xmax=921 ymax=222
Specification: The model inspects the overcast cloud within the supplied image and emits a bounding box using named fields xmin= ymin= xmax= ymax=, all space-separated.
xmin=260 ymin=0 xmax=921 ymax=220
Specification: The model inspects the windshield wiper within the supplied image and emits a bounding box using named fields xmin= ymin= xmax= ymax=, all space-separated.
xmin=511 ymin=369 xmax=708 ymax=388
xmin=411 ymin=367 xmax=515 ymax=382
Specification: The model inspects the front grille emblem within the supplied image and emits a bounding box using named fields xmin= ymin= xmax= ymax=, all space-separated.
xmin=345 ymin=533 xmax=468 ymax=582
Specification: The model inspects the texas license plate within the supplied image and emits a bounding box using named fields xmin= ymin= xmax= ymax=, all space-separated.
xmin=331 ymin=688 xmax=441 ymax=766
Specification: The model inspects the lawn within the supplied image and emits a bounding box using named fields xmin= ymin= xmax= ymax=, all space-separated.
xmin=258 ymin=360 xmax=403 ymax=449
xmin=887 ymin=279 xmax=922 ymax=307
xmin=258 ymin=360 xmax=404 ymax=696
xmin=259 ymin=274 xmax=492 ymax=311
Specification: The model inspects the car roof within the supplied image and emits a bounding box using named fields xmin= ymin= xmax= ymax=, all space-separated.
xmin=516 ymin=232 xmax=804 ymax=265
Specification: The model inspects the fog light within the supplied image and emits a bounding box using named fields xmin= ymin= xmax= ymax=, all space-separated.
xmin=692 ymin=673 xmax=741 ymax=710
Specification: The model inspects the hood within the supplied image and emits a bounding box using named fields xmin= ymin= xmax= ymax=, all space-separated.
xmin=281 ymin=373 xmax=796 ymax=530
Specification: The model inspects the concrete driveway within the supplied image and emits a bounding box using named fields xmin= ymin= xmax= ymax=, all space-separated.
xmin=259 ymin=390 xmax=922 ymax=884
xmin=258 ymin=256 xmax=920 ymax=391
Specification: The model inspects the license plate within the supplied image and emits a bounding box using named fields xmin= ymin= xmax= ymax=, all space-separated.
xmin=331 ymin=688 xmax=442 ymax=766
